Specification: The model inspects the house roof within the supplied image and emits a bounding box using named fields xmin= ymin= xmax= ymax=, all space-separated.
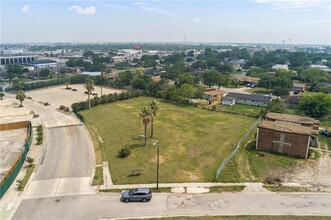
xmin=293 ymin=82 xmax=306 ymax=88
xmin=258 ymin=120 xmax=318 ymax=136
xmin=266 ymin=112 xmax=319 ymax=125
xmin=235 ymin=76 xmax=260 ymax=84
xmin=225 ymin=92 xmax=272 ymax=102
xmin=204 ymin=90 xmax=226 ymax=96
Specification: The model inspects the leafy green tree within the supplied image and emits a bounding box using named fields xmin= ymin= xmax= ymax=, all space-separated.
xmin=131 ymin=78 xmax=147 ymax=90
xmin=246 ymin=67 xmax=267 ymax=78
xmin=149 ymin=100 xmax=160 ymax=138
xmin=114 ymin=71 xmax=134 ymax=87
xmin=202 ymin=70 xmax=219 ymax=87
xmin=139 ymin=107 xmax=151 ymax=146
xmin=177 ymin=73 xmax=196 ymax=87
xmin=299 ymin=68 xmax=328 ymax=84
xmin=16 ymin=90 xmax=26 ymax=107
xmin=191 ymin=61 xmax=207 ymax=70
xmin=273 ymin=86 xmax=290 ymax=96
xmin=299 ymin=93 xmax=331 ymax=118
xmin=84 ymin=78 xmax=94 ymax=109
xmin=0 ymin=92 xmax=4 ymax=100
xmin=178 ymin=83 xmax=196 ymax=99
xmin=12 ymin=79 xmax=25 ymax=91
xmin=39 ymin=68 xmax=51 ymax=79
xmin=217 ymin=64 xmax=233 ymax=73
xmin=267 ymin=99 xmax=287 ymax=113
xmin=258 ymin=75 xmax=274 ymax=93
xmin=95 ymin=75 xmax=108 ymax=96
xmin=216 ymin=73 xmax=230 ymax=90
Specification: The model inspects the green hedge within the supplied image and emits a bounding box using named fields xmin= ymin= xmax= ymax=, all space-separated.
xmin=71 ymin=90 xmax=141 ymax=112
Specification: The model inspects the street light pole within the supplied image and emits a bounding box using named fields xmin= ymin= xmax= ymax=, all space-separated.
xmin=153 ymin=142 xmax=160 ymax=191
xmin=156 ymin=143 xmax=160 ymax=190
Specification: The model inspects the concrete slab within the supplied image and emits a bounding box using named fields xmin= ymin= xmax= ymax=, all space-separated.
xmin=186 ymin=187 xmax=210 ymax=194
xmin=171 ymin=187 xmax=185 ymax=193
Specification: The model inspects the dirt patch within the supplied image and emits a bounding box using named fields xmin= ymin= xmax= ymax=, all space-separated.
xmin=282 ymin=153 xmax=331 ymax=189
xmin=150 ymin=155 xmax=165 ymax=164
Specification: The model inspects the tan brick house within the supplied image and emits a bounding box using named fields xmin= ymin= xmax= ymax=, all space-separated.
xmin=256 ymin=113 xmax=319 ymax=158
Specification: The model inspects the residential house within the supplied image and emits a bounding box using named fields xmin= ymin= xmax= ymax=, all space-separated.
xmin=292 ymin=81 xmax=306 ymax=92
xmin=235 ymin=76 xmax=260 ymax=85
xmin=272 ymin=64 xmax=289 ymax=71
xmin=204 ymin=89 xmax=226 ymax=105
xmin=221 ymin=92 xmax=273 ymax=107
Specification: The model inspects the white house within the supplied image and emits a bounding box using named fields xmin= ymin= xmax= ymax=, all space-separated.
xmin=222 ymin=92 xmax=273 ymax=107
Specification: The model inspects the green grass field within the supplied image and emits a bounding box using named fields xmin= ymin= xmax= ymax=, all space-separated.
xmin=81 ymin=97 xmax=256 ymax=184
xmin=220 ymin=104 xmax=263 ymax=115
xmin=219 ymin=141 xmax=302 ymax=182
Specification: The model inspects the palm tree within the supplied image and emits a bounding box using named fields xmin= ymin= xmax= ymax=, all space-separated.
xmin=139 ymin=107 xmax=151 ymax=146
xmin=16 ymin=90 xmax=26 ymax=107
xmin=84 ymin=78 xmax=94 ymax=109
xmin=149 ymin=100 xmax=160 ymax=138
xmin=64 ymin=76 xmax=71 ymax=90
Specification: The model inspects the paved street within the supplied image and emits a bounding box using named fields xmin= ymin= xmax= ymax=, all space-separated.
xmin=13 ymin=192 xmax=331 ymax=220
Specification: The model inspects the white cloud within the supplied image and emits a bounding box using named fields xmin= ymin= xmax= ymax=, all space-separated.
xmin=254 ymin=0 xmax=327 ymax=12
xmin=21 ymin=4 xmax=30 ymax=13
xmin=192 ymin=17 xmax=203 ymax=22
xmin=69 ymin=5 xmax=96 ymax=15
xmin=135 ymin=2 xmax=174 ymax=17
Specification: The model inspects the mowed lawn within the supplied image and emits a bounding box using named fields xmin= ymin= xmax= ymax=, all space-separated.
xmin=81 ymin=97 xmax=256 ymax=184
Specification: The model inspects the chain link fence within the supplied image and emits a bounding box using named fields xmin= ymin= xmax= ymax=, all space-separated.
xmin=215 ymin=116 xmax=262 ymax=180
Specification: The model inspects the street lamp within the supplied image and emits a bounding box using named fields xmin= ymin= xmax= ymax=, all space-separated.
xmin=153 ymin=142 xmax=160 ymax=190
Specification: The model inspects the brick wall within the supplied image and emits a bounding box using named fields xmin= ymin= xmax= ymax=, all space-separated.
xmin=257 ymin=127 xmax=309 ymax=158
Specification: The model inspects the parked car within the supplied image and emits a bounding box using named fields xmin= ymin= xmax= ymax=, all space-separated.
xmin=121 ymin=188 xmax=152 ymax=203
xmin=293 ymin=89 xmax=300 ymax=95
xmin=250 ymin=84 xmax=257 ymax=88
xmin=246 ymin=83 xmax=251 ymax=87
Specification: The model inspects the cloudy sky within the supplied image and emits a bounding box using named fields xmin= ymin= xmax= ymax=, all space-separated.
xmin=1 ymin=0 xmax=330 ymax=44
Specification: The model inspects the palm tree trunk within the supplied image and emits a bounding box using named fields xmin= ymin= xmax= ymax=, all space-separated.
xmin=88 ymin=93 xmax=91 ymax=109
xmin=20 ymin=100 xmax=23 ymax=107
xmin=144 ymin=125 xmax=148 ymax=145
xmin=151 ymin=117 xmax=154 ymax=138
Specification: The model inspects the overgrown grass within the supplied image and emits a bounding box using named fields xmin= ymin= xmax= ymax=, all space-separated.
xmin=17 ymin=164 xmax=36 ymax=191
xmin=219 ymin=140 xmax=302 ymax=182
xmin=81 ymin=97 xmax=255 ymax=184
xmin=319 ymin=135 xmax=331 ymax=151
xmin=92 ymin=166 xmax=104 ymax=186
xmin=220 ymin=104 xmax=264 ymax=115
xmin=209 ymin=185 xmax=245 ymax=193
xmin=264 ymin=185 xmax=311 ymax=193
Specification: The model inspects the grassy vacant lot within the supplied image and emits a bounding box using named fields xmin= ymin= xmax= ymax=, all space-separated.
xmin=218 ymin=141 xmax=302 ymax=182
xmin=81 ymin=97 xmax=255 ymax=184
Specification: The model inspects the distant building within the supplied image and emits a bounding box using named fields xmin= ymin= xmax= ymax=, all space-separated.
xmin=27 ymin=59 xmax=57 ymax=68
xmin=235 ymin=76 xmax=260 ymax=85
xmin=292 ymin=81 xmax=306 ymax=92
xmin=229 ymin=59 xmax=245 ymax=69
xmin=0 ymin=55 xmax=38 ymax=65
xmin=256 ymin=113 xmax=319 ymax=158
xmin=81 ymin=71 xmax=101 ymax=76
xmin=272 ymin=64 xmax=289 ymax=70
xmin=222 ymin=92 xmax=273 ymax=107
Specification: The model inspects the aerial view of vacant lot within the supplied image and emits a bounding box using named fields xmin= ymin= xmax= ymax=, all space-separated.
xmin=80 ymin=97 xmax=256 ymax=184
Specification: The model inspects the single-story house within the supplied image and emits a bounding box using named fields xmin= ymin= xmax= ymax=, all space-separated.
xmin=204 ymin=89 xmax=226 ymax=105
xmin=256 ymin=119 xmax=319 ymax=158
xmin=292 ymin=82 xmax=306 ymax=92
xmin=281 ymin=95 xmax=301 ymax=109
xmin=315 ymin=82 xmax=331 ymax=93
xmin=221 ymin=92 xmax=273 ymax=107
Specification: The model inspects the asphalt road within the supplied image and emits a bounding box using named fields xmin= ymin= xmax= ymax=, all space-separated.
xmin=13 ymin=192 xmax=331 ymax=220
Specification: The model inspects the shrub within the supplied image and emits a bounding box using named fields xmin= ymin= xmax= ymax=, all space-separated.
xmin=64 ymin=107 xmax=70 ymax=112
xmin=59 ymin=105 xmax=66 ymax=110
xmin=118 ymin=147 xmax=131 ymax=158
xmin=26 ymin=157 xmax=34 ymax=167
xmin=44 ymin=102 xmax=50 ymax=106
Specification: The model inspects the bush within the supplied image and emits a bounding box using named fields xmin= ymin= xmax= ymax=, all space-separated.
xmin=118 ymin=147 xmax=131 ymax=158
xmin=44 ymin=102 xmax=50 ymax=106
xmin=64 ymin=107 xmax=70 ymax=112
xmin=59 ymin=105 xmax=66 ymax=110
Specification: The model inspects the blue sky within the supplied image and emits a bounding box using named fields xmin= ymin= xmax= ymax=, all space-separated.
xmin=1 ymin=0 xmax=330 ymax=44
